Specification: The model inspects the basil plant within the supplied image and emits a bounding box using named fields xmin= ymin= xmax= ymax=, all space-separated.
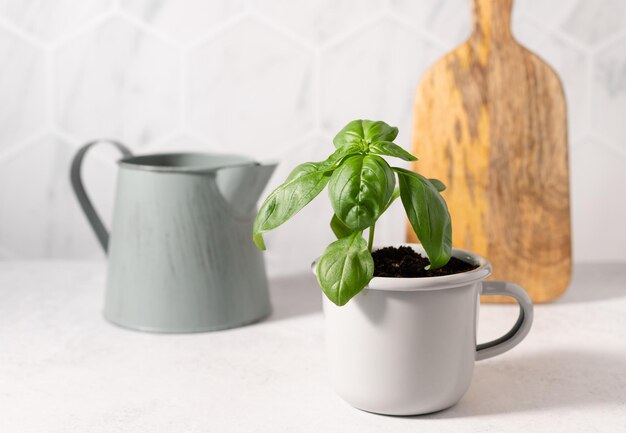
xmin=253 ymin=120 xmax=452 ymax=306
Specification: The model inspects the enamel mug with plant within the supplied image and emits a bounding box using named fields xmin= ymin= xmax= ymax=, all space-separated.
xmin=253 ymin=120 xmax=452 ymax=306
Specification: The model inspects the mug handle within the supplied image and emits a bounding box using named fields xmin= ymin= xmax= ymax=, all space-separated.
xmin=70 ymin=139 xmax=132 ymax=253
xmin=476 ymin=281 xmax=534 ymax=361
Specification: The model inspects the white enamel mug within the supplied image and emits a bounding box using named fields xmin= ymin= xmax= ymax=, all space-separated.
xmin=318 ymin=244 xmax=533 ymax=416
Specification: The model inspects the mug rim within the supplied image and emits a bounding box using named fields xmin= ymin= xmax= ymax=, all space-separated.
xmin=313 ymin=243 xmax=492 ymax=292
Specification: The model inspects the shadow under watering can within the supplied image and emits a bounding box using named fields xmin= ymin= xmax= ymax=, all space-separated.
xmin=71 ymin=140 xmax=277 ymax=332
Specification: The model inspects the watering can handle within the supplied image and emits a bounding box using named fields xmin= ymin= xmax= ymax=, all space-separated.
xmin=70 ymin=139 xmax=132 ymax=254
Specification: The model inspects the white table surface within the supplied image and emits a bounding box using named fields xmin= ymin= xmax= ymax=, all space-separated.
xmin=1 ymin=262 xmax=625 ymax=433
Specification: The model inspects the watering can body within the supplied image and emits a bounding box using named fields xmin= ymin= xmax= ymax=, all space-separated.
xmin=71 ymin=141 xmax=276 ymax=332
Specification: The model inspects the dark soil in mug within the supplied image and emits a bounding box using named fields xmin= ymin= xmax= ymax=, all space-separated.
xmin=372 ymin=246 xmax=478 ymax=278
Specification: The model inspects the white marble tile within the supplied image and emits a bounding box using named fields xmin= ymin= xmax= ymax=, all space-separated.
xmin=513 ymin=17 xmax=590 ymax=141
xmin=262 ymin=132 xmax=332 ymax=194
xmin=518 ymin=0 xmax=579 ymax=28
xmin=0 ymin=0 xmax=112 ymax=42
xmin=251 ymin=0 xmax=385 ymax=46
xmin=570 ymin=139 xmax=626 ymax=262
xmin=593 ymin=34 xmax=626 ymax=146
xmin=560 ymin=0 xmax=626 ymax=46
xmin=388 ymin=0 xmax=471 ymax=48
xmin=54 ymin=16 xmax=180 ymax=148
xmin=121 ymin=0 xmax=245 ymax=44
xmin=320 ymin=16 xmax=442 ymax=145
xmin=0 ymin=135 xmax=115 ymax=258
xmin=0 ymin=0 xmax=624 ymax=263
xmin=187 ymin=18 xmax=315 ymax=159
xmin=0 ymin=27 xmax=45 ymax=153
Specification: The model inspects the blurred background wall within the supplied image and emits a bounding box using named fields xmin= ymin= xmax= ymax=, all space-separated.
xmin=0 ymin=0 xmax=624 ymax=275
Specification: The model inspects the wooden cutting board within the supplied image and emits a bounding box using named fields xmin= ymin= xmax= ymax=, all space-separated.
xmin=408 ymin=0 xmax=571 ymax=303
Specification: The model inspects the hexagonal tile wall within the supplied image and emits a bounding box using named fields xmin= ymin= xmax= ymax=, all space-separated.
xmin=0 ymin=0 xmax=113 ymax=43
xmin=519 ymin=0 xmax=580 ymax=29
xmin=251 ymin=0 xmax=385 ymax=46
xmin=593 ymin=34 xmax=626 ymax=146
xmin=121 ymin=0 xmax=246 ymax=45
xmin=187 ymin=18 xmax=315 ymax=159
xmin=0 ymin=27 xmax=45 ymax=152
xmin=320 ymin=16 xmax=442 ymax=146
xmin=0 ymin=135 xmax=115 ymax=258
xmin=388 ymin=0 xmax=471 ymax=48
xmin=560 ymin=0 xmax=626 ymax=47
xmin=54 ymin=16 xmax=180 ymax=148
xmin=570 ymin=139 xmax=626 ymax=261
xmin=0 ymin=0 xmax=624 ymax=264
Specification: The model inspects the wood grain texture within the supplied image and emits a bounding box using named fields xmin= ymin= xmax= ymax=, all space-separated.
xmin=408 ymin=0 xmax=571 ymax=303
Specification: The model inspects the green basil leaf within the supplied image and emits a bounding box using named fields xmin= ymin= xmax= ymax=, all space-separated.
xmin=317 ymin=143 xmax=362 ymax=171
xmin=316 ymin=231 xmax=374 ymax=306
xmin=332 ymin=120 xmax=365 ymax=149
xmin=361 ymin=120 xmax=399 ymax=143
xmin=369 ymin=141 xmax=417 ymax=161
xmin=382 ymin=188 xmax=401 ymax=213
xmin=330 ymin=214 xmax=352 ymax=239
xmin=283 ymin=161 xmax=320 ymax=182
xmin=333 ymin=120 xmax=399 ymax=148
xmin=329 ymin=154 xmax=395 ymax=231
xmin=253 ymin=162 xmax=331 ymax=249
xmin=428 ymin=178 xmax=446 ymax=192
xmin=394 ymin=167 xmax=452 ymax=269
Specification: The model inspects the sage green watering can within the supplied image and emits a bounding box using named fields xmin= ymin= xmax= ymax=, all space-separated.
xmin=71 ymin=139 xmax=276 ymax=333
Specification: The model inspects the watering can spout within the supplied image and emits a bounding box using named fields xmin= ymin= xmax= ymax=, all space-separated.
xmin=215 ymin=161 xmax=278 ymax=217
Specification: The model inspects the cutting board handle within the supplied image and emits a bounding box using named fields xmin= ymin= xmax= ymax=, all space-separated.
xmin=470 ymin=0 xmax=514 ymax=44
